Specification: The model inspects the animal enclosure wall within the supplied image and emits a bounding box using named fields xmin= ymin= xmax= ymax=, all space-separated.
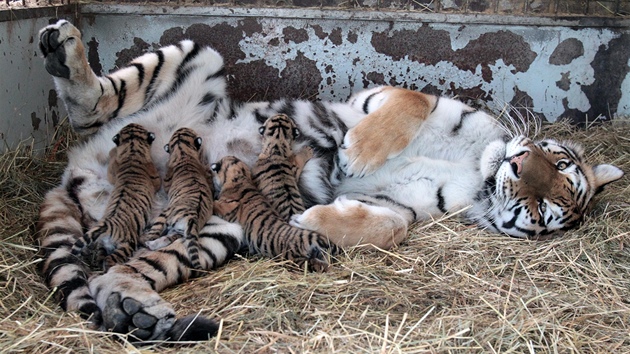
xmin=1 ymin=3 xmax=629 ymax=152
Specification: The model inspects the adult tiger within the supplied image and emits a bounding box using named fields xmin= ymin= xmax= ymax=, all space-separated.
xmin=36 ymin=20 xmax=623 ymax=340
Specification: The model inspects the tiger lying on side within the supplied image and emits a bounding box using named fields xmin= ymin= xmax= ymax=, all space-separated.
xmin=212 ymin=156 xmax=337 ymax=272
xmin=252 ymin=114 xmax=314 ymax=220
xmin=142 ymin=127 xmax=214 ymax=274
xmin=70 ymin=123 xmax=161 ymax=270
xmin=36 ymin=20 xmax=624 ymax=340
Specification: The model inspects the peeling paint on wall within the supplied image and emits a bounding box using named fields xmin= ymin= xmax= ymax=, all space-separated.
xmin=2 ymin=5 xmax=630 ymax=152
xmin=0 ymin=12 xmax=72 ymax=153
xmin=81 ymin=11 xmax=629 ymax=123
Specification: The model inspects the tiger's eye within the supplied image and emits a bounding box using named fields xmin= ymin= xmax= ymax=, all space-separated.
xmin=556 ymin=160 xmax=570 ymax=170
xmin=112 ymin=134 xmax=120 ymax=146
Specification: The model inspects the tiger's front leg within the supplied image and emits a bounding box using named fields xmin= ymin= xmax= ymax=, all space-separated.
xmin=89 ymin=216 xmax=243 ymax=340
xmin=338 ymin=87 xmax=437 ymax=178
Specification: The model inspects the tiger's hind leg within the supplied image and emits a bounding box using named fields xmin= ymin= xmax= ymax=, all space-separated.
xmin=290 ymin=196 xmax=409 ymax=250
xmin=37 ymin=186 xmax=102 ymax=325
xmin=90 ymin=216 xmax=244 ymax=340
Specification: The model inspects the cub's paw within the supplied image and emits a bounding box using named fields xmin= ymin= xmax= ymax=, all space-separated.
xmin=38 ymin=20 xmax=83 ymax=79
xmin=89 ymin=271 xmax=176 ymax=341
xmin=307 ymin=246 xmax=330 ymax=273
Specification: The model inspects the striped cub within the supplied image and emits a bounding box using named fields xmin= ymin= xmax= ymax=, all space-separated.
xmin=71 ymin=123 xmax=161 ymax=269
xmin=142 ymin=127 xmax=214 ymax=272
xmin=252 ymin=113 xmax=313 ymax=220
xmin=211 ymin=156 xmax=337 ymax=272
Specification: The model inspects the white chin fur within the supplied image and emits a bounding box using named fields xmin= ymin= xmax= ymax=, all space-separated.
xmin=480 ymin=139 xmax=506 ymax=180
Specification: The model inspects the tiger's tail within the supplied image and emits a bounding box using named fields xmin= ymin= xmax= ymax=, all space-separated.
xmin=37 ymin=185 xmax=102 ymax=325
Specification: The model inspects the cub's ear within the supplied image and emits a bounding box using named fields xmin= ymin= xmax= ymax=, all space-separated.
xmin=147 ymin=132 xmax=156 ymax=145
xmin=592 ymin=164 xmax=624 ymax=193
xmin=194 ymin=137 xmax=203 ymax=150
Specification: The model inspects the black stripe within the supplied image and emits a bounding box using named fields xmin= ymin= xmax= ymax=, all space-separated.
xmin=362 ymin=91 xmax=380 ymax=114
xmin=436 ymin=187 xmax=447 ymax=213
xmin=58 ymin=277 xmax=89 ymax=310
xmin=44 ymin=255 xmax=84 ymax=284
xmin=206 ymin=67 xmax=226 ymax=81
xmin=138 ymin=256 xmax=169 ymax=278
xmin=158 ymin=248 xmax=193 ymax=268
xmin=431 ymin=96 xmax=440 ymax=113
xmin=373 ymin=194 xmax=417 ymax=220
xmin=199 ymin=92 xmax=216 ymax=106
xmin=451 ymin=110 xmax=475 ymax=136
xmin=131 ymin=63 xmax=145 ymax=86
xmin=111 ymin=79 xmax=127 ymax=119
xmin=126 ymin=264 xmax=157 ymax=290
xmin=145 ymin=50 xmax=165 ymax=104
xmin=106 ymin=76 xmax=119 ymax=95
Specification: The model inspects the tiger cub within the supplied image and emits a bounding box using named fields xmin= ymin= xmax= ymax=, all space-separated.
xmin=142 ymin=127 xmax=214 ymax=272
xmin=211 ymin=156 xmax=337 ymax=272
xmin=252 ymin=114 xmax=313 ymax=220
xmin=71 ymin=123 xmax=161 ymax=269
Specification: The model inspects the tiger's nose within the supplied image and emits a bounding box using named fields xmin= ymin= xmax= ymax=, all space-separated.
xmin=509 ymin=151 xmax=529 ymax=177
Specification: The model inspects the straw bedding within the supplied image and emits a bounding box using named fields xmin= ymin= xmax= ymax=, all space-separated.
xmin=0 ymin=119 xmax=628 ymax=353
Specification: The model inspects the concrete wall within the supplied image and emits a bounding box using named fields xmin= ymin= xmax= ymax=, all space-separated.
xmin=1 ymin=4 xmax=629 ymax=151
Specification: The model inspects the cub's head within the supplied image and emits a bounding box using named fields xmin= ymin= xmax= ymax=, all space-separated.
xmin=479 ymin=136 xmax=623 ymax=239
xmin=259 ymin=114 xmax=301 ymax=146
xmin=210 ymin=156 xmax=252 ymax=196
xmin=112 ymin=123 xmax=155 ymax=148
xmin=164 ymin=127 xmax=203 ymax=160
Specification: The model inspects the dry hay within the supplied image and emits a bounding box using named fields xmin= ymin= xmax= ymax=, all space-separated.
xmin=0 ymin=119 xmax=628 ymax=353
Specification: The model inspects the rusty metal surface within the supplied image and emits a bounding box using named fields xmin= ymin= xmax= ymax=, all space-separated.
xmin=79 ymin=5 xmax=630 ymax=123
xmin=0 ymin=6 xmax=77 ymax=153
xmin=1 ymin=4 xmax=629 ymax=151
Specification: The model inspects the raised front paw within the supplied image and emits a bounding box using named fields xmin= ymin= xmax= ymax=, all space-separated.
xmin=338 ymin=126 xmax=393 ymax=178
xmin=38 ymin=20 xmax=83 ymax=79
xmin=90 ymin=271 xmax=177 ymax=341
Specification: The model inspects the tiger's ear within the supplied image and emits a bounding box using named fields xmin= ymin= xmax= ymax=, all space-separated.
xmin=194 ymin=137 xmax=203 ymax=150
xmin=592 ymin=164 xmax=624 ymax=193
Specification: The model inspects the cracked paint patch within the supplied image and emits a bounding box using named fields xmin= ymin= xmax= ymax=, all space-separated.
xmin=82 ymin=14 xmax=630 ymax=123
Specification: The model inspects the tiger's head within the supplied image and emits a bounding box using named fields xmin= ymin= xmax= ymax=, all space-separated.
xmin=478 ymin=135 xmax=624 ymax=239
xmin=210 ymin=156 xmax=255 ymax=219
xmin=112 ymin=123 xmax=155 ymax=148
xmin=259 ymin=113 xmax=301 ymax=150
xmin=164 ymin=127 xmax=203 ymax=160
xmin=210 ymin=156 xmax=253 ymax=197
